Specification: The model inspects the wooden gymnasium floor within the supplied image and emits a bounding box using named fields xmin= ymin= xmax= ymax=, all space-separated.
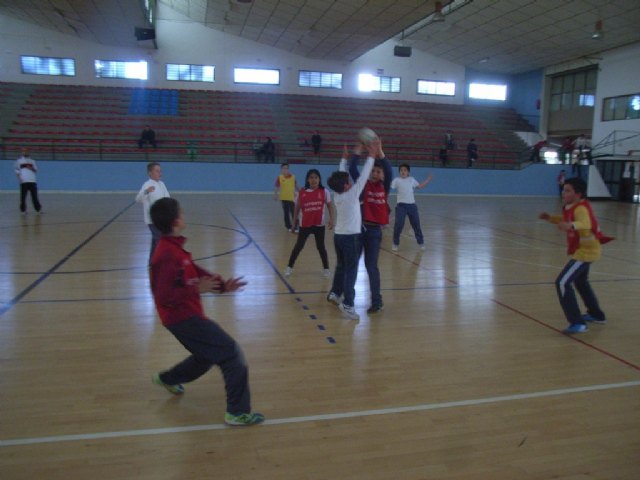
xmin=0 ymin=192 xmax=639 ymax=480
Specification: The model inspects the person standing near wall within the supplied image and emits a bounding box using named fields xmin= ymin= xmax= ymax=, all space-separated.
xmin=466 ymin=139 xmax=478 ymax=168
xmin=14 ymin=148 xmax=42 ymax=215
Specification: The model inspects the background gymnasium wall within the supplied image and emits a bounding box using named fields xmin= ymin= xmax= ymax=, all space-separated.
xmin=0 ymin=159 xmax=565 ymax=196
xmin=0 ymin=4 xmax=467 ymax=103
xmin=592 ymin=43 xmax=640 ymax=154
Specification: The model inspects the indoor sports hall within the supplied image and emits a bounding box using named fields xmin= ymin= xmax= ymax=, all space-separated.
xmin=1 ymin=1 xmax=639 ymax=479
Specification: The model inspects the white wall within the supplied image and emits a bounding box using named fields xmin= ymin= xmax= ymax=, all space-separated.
xmin=592 ymin=43 xmax=640 ymax=155
xmin=0 ymin=3 xmax=465 ymax=103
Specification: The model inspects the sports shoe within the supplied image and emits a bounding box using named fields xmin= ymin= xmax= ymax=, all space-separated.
xmin=284 ymin=266 xmax=293 ymax=277
xmin=322 ymin=269 xmax=331 ymax=278
xmin=391 ymin=244 xmax=399 ymax=252
xmin=326 ymin=292 xmax=341 ymax=305
xmin=582 ymin=314 xmax=606 ymax=324
xmin=367 ymin=303 xmax=384 ymax=314
xmin=224 ymin=412 xmax=265 ymax=426
xmin=563 ymin=323 xmax=588 ymax=334
xmin=339 ymin=303 xmax=360 ymax=321
xmin=419 ymin=244 xmax=425 ymax=251
xmin=152 ymin=372 xmax=184 ymax=395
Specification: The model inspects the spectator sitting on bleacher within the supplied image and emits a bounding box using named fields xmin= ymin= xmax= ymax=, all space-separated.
xmin=138 ymin=125 xmax=157 ymax=149
xmin=258 ymin=137 xmax=276 ymax=163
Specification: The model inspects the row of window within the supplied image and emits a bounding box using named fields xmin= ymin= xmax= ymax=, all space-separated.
xmin=20 ymin=55 xmax=507 ymax=100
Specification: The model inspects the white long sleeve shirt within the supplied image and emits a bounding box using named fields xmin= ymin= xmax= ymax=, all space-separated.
xmin=135 ymin=179 xmax=170 ymax=225
xmin=333 ymin=156 xmax=374 ymax=235
xmin=14 ymin=156 xmax=38 ymax=183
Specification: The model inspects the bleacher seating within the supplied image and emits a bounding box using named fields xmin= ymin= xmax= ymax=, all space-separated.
xmin=0 ymin=82 xmax=534 ymax=167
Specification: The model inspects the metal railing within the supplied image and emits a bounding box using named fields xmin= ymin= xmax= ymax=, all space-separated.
xmin=1 ymin=137 xmax=525 ymax=170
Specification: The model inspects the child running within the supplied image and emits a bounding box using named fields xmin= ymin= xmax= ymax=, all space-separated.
xmin=284 ymin=169 xmax=335 ymax=278
xmin=149 ymin=197 xmax=264 ymax=426
xmin=326 ymin=138 xmax=380 ymax=320
xmin=538 ymin=177 xmax=614 ymax=334
xmin=390 ymin=164 xmax=433 ymax=252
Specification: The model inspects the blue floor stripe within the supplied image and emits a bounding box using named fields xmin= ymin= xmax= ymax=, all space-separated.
xmin=0 ymin=202 xmax=135 ymax=317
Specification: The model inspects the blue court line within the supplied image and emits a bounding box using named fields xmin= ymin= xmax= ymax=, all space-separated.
xmin=228 ymin=210 xmax=295 ymax=294
xmin=226 ymin=210 xmax=338 ymax=343
xmin=5 ymin=275 xmax=639 ymax=308
xmin=0 ymin=202 xmax=135 ymax=317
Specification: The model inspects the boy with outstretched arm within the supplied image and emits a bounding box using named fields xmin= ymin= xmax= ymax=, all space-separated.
xmin=326 ymin=137 xmax=381 ymax=320
xmin=149 ymin=197 xmax=264 ymax=425
xmin=538 ymin=177 xmax=613 ymax=334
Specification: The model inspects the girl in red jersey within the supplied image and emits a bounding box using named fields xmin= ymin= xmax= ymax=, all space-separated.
xmin=284 ymin=169 xmax=335 ymax=277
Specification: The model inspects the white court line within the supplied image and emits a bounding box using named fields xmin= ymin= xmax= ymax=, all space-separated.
xmin=2 ymin=380 xmax=639 ymax=447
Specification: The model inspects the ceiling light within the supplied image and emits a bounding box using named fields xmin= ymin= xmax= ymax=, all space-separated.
xmin=432 ymin=2 xmax=446 ymax=22
xmin=592 ymin=19 xmax=604 ymax=40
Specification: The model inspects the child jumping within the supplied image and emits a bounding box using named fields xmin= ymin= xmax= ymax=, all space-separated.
xmin=284 ymin=169 xmax=335 ymax=278
xmin=149 ymin=197 xmax=264 ymax=426
xmin=538 ymin=177 xmax=614 ymax=334
xmin=390 ymin=164 xmax=433 ymax=252
xmin=326 ymin=139 xmax=380 ymax=320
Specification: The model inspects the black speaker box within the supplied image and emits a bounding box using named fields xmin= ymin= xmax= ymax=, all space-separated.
xmin=394 ymin=46 xmax=412 ymax=57
xmin=135 ymin=27 xmax=156 ymax=41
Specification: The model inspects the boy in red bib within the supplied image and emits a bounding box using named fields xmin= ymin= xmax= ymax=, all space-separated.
xmin=539 ymin=177 xmax=614 ymax=334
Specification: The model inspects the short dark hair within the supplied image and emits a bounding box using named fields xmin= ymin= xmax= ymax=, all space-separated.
xmin=281 ymin=162 xmax=289 ymax=168
xmin=564 ymin=177 xmax=587 ymax=197
xmin=147 ymin=162 xmax=160 ymax=173
xmin=398 ymin=163 xmax=410 ymax=171
xmin=327 ymin=171 xmax=350 ymax=193
xmin=150 ymin=197 xmax=180 ymax=234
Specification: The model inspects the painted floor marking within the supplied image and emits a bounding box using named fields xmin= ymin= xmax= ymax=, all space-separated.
xmin=2 ymin=380 xmax=638 ymax=447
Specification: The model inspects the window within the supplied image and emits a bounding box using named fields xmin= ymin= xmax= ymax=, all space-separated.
xmin=167 ymin=64 xmax=214 ymax=82
xmin=602 ymin=93 xmax=640 ymax=121
xmin=95 ymin=60 xmax=148 ymax=80
xmin=21 ymin=55 xmax=75 ymax=76
xmin=549 ymin=68 xmax=597 ymax=112
xmin=468 ymin=83 xmax=507 ymax=101
xmin=234 ymin=68 xmax=279 ymax=85
xmin=417 ymin=80 xmax=455 ymax=96
xmin=299 ymin=70 xmax=342 ymax=89
xmin=358 ymin=74 xmax=400 ymax=93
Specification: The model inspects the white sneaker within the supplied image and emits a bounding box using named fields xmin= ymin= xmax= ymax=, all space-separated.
xmin=419 ymin=244 xmax=425 ymax=251
xmin=391 ymin=244 xmax=399 ymax=252
xmin=284 ymin=266 xmax=293 ymax=277
xmin=326 ymin=292 xmax=341 ymax=305
xmin=339 ymin=303 xmax=360 ymax=321
xmin=322 ymin=269 xmax=331 ymax=278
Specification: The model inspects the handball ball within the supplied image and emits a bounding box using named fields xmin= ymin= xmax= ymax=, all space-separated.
xmin=358 ymin=127 xmax=378 ymax=145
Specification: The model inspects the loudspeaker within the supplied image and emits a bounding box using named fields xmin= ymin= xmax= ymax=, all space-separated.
xmin=394 ymin=45 xmax=412 ymax=57
xmin=135 ymin=27 xmax=155 ymax=41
